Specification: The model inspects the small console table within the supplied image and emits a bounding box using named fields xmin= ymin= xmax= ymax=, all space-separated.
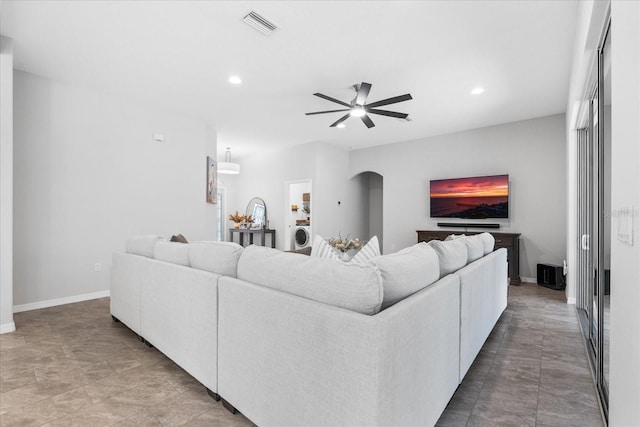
xmin=416 ymin=230 xmax=521 ymax=284
xmin=229 ymin=228 xmax=276 ymax=248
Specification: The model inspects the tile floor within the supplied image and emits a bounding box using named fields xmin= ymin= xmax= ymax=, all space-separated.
xmin=0 ymin=283 xmax=603 ymax=426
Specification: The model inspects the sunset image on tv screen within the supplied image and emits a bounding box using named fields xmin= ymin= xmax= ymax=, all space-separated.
xmin=430 ymin=174 xmax=509 ymax=218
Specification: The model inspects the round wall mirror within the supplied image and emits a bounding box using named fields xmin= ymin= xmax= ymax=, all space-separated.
xmin=246 ymin=197 xmax=267 ymax=229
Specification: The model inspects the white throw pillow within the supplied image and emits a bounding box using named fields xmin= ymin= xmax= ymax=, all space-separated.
xmin=428 ymin=238 xmax=468 ymax=277
xmin=238 ymin=246 xmax=383 ymax=315
xmin=350 ymin=236 xmax=381 ymax=265
xmin=153 ymin=241 xmax=190 ymax=266
xmin=310 ymin=235 xmax=340 ymax=261
xmin=125 ymin=235 xmax=165 ymax=258
xmin=189 ymin=241 xmax=244 ymax=277
xmin=445 ymin=234 xmax=466 ymax=241
xmin=464 ymin=235 xmax=485 ymax=263
xmin=478 ymin=232 xmax=495 ymax=255
xmin=373 ymin=242 xmax=440 ymax=309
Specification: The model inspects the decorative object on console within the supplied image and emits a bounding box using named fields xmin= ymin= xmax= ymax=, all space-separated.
xmin=228 ymin=211 xmax=245 ymax=229
xmin=430 ymin=174 xmax=509 ymax=219
xmin=218 ymin=148 xmax=240 ymax=175
xmin=305 ymin=82 xmax=412 ymax=128
xmin=246 ymin=197 xmax=267 ymax=229
xmin=206 ymin=156 xmax=217 ymax=204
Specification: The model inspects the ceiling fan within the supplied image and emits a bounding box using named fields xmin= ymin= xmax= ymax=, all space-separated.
xmin=305 ymin=82 xmax=412 ymax=128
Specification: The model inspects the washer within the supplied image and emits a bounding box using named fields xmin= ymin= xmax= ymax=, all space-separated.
xmin=294 ymin=226 xmax=311 ymax=249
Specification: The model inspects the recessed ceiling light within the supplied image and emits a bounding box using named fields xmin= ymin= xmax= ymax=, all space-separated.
xmin=337 ymin=123 xmax=346 ymax=129
xmin=228 ymin=75 xmax=242 ymax=85
xmin=471 ymin=87 xmax=485 ymax=95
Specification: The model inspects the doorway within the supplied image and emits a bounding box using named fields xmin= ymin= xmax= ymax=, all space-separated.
xmin=284 ymin=179 xmax=312 ymax=251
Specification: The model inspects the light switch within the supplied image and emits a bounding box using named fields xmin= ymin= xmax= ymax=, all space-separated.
xmin=616 ymin=206 xmax=634 ymax=245
xmin=153 ymin=133 xmax=165 ymax=142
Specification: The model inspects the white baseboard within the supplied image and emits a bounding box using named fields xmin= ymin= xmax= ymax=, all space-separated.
xmin=521 ymin=276 xmax=537 ymax=283
xmin=13 ymin=290 xmax=110 ymax=313
xmin=0 ymin=322 xmax=16 ymax=334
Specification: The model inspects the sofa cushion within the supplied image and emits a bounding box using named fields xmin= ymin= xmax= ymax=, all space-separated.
xmin=464 ymin=235 xmax=485 ymax=263
xmin=350 ymin=236 xmax=381 ymax=265
xmin=373 ymin=242 xmax=440 ymax=309
xmin=154 ymin=241 xmax=191 ymax=266
xmin=309 ymin=235 xmax=340 ymax=261
xmin=478 ymin=232 xmax=495 ymax=255
xmin=237 ymin=245 xmax=383 ymax=315
xmin=428 ymin=238 xmax=468 ymax=277
xmin=189 ymin=241 xmax=244 ymax=277
xmin=125 ymin=235 xmax=165 ymax=258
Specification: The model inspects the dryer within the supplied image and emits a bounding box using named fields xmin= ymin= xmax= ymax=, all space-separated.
xmin=294 ymin=226 xmax=311 ymax=250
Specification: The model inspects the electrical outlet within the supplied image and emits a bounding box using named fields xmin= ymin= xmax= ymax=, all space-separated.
xmin=94 ymin=263 xmax=102 ymax=272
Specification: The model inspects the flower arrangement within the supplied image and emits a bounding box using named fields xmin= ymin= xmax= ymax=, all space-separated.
xmin=228 ymin=211 xmax=254 ymax=228
xmin=327 ymin=234 xmax=362 ymax=253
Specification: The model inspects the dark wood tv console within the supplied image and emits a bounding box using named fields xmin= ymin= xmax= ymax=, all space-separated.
xmin=417 ymin=230 xmax=521 ymax=285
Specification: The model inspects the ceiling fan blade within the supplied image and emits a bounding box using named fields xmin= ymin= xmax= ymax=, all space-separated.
xmin=366 ymin=108 xmax=409 ymax=119
xmin=355 ymin=82 xmax=372 ymax=105
xmin=314 ymin=93 xmax=351 ymax=108
xmin=365 ymin=94 xmax=413 ymax=108
xmin=305 ymin=109 xmax=350 ymax=116
xmin=361 ymin=115 xmax=375 ymax=128
xmin=330 ymin=113 xmax=351 ymax=127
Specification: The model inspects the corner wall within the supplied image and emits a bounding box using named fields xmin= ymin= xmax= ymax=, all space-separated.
xmin=350 ymin=114 xmax=567 ymax=278
xmin=0 ymin=37 xmax=15 ymax=333
xmin=13 ymin=71 xmax=217 ymax=307
xmin=609 ymin=1 xmax=640 ymax=424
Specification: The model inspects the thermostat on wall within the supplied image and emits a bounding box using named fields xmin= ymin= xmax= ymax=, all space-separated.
xmin=153 ymin=133 xmax=165 ymax=142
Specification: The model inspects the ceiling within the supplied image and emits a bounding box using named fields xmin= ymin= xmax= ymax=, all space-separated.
xmin=0 ymin=0 xmax=579 ymax=160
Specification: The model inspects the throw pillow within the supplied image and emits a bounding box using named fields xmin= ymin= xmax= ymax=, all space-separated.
xmin=310 ymin=235 xmax=340 ymax=261
xmin=154 ymin=241 xmax=190 ymax=266
xmin=125 ymin=235 xmax=165 ymax=258
xmin=428 ymin=238 xmax=468 ymax=277
xmin=350 ymin=236 xmax=381 ymax=265
xmin=445 ymin=234 xmax=466 ymax=241
xmin=478 ymin=232 xmax=495 ymax=255
xmin=464 ymin=235 xmax=485 ymax=263
xmin=373 ymin=242 xmax=440 ymax=309
xmin=237 ymin=245 xmax=383 ymax=315
xmin=170 ymin=234 xmax=188 ymax=243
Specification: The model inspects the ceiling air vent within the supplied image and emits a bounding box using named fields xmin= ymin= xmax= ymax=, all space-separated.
xmin=242 ymin=11 xmax=278 ymax=36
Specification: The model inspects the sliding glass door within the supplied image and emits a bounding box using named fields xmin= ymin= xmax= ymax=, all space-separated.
xmin=575 ymin=17 xmax=610 ymax=422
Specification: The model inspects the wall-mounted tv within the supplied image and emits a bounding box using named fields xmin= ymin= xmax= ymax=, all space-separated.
xmin=430 ymin=174 xmax=509 ymax=219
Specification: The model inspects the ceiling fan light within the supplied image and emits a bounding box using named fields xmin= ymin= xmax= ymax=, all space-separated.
xmin=350 ymin=105 xmax=366 ymax=117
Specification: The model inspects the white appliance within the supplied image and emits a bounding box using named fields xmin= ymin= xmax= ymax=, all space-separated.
xmin=294 ymin=226 xmax=311 ymax=250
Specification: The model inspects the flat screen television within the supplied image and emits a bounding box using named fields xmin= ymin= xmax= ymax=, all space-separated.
xmin=430 ymin=174 xmax=509 ymax=219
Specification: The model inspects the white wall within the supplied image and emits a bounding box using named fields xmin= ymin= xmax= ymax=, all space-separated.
xmin=350 ymin=114 xmax=567 ymax=279
xmin=13 ymin=71 xmax=217 ymax=307
xmin=609 ymin=1 xmax=640 ymax=424
xmin=228 ymin=142 xmax=364 ymax=249
xmin=0 ymin=37 xmax=15 ymax=333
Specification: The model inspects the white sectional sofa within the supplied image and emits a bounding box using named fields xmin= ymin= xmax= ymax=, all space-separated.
xmin=110 ymin=233 xmax=508 ymax=426
xmin=110 ymin=237 xmax=243 ymax=397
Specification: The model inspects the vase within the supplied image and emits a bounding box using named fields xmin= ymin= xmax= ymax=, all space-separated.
xmin=341 ymin=251 xmax=351 ymax=262
xmin=234 ymin=222 xmax=241 ymax=229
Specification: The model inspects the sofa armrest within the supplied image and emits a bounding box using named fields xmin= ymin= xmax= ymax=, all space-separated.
xmin=110 ymin=252 xmax=149 ymax=334
xmin=217 ymin=274 xmax=460 ymax=427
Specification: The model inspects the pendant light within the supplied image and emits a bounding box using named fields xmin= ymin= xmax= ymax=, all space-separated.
xmin=218 ymin=148 xmax=240 ymax=175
